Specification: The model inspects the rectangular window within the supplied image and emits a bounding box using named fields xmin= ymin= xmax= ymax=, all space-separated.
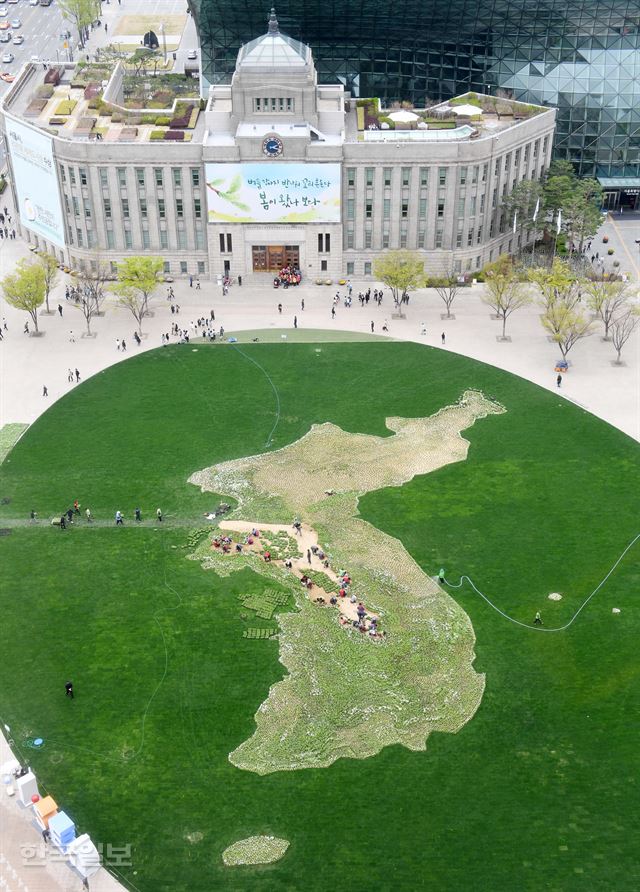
xmin=347 ymin=198 xmax=355 ymax=220
xmin=106 ymin=229 xmax=115 ymax=249
xmin=469 ymin=196 xmax=476 ymax=216
xmin=482 ymin=163 xmax=488 ymax=183
xmin=87 ymin=231 xmax=94 ymax=248
xmin=365 ymin=167 xmax=374 ymax=187
xmin=124 ymin=230 xmax=132 ymax=249
xmin=494 ymin=158 xmax=500 ymax=177
xmin=438 ymin=167 xmax=447 ymax=187
xmin=419 ymin=198 xmax=427 ymax=218
xmin=219 ymin=233 xmax=226 ymax=252
xmin=139 ymin=198 xmax=147 ymax=219
xmin=158 ymin=199 xmax=166 ymax=219
xmin=135 ymin=168 xmax=145 ymax=188
xmin=364 ymin=230 xmax=372 ymax=248
xmin=365 ymin=201 xmax=373 ymax=219
xmin=172 ymin=168 xmax=182 ymax=188
xmin=382 ymin=231 xmax=390 ymax=248
xmin=472 ymin=165 xmax=478 ymax=185
xmin=504 ymin=153 xmax=511 ymax=171
xmin=180 ymin=261 xmax=188 ymax=274
xmin=318 ymin=233 xmax=323 ymax=253
xmin=69 ymin=167 xmax=76 ymax=186
xmin=117 ymin=168 xmax=126 ymax=188
xmin=160 ymin=230 xmax=168 ymax=249
xmin=196 ymin=229 xmax=205 ymax=250
xmin=400 ymin=228 xmax=407 ymax=248
xmin=60 ymin=165 xmax=66 ymax=183
xmin=194 ymin=198 xmax=201 ymax=219
xmin=383 ymin=167 xmax=392 ymax=186
xmin=346 ymin=168 xmax=355 ymax=187
xmin=76 ymin=228 xmax=83 ymax=247
xmin=364 ymin=262 xmax=372 ymax=276
xmin=155 ymin=168 xmax=163 ymax=187
xmin=178 ymin=230 xmax=187 ymax=249
xmin=401 ymin=201 xmax=408 ymax=218
xmin=121 ymin=198 xmax=129 ymax=219
xmin=401 ymin=167 xmax=410 ymax=187
xmin=198 ymin=261 xmax=205 ymax=274
xmin=163 ymin=261 xmax=171 ymax=274
xmin=533 ymin=140 xmax=539 ymax=158
xmin=480 ymin=193 xmax=485 ymax=213
xmin=383 ymin=198 xmax=390 ymax=219
xmin=346 ymin=226 xmax=354 ymax=249
xmin=437 ymin=201 xmax=445 ymax=219
xmin=83 ymin=199 xmax=91 ymax=219
xmin=456 ymin=221 xmax=463 ymax=248
xmin=64 ymin=194 xmax=70 ymax=214
xmin=524 ymin=145 xmax=530 ymax=163
xmin=435 ymin=225 xmax=444 ymax=248
xmin=459 ymin=166 xmax=467 ymax=185
xmin=477 ymin=225 xmax=483 ymax=244
xmin=72 ymin=196 xmax=79 ymax=216
xmin=226 ymin=234 xmax=232 ymax=252
xmin=420 ymin=167 xmax=429 ymax=187
xmin=79 ymin=168 xmax=87 ymax=186
xmin=142 ymin=230 xmax=150 ymax=250
xmin=191 ymin=168 xmax=200 ymax=188
xmin=514 ymin=148 xmax=521 ymax=169
xmin=346 ymin=262 xmax=354 ymax=276
xmin=325 ymin=233 xmax=330 ymax=252
xmin=457 ymin=197 xmax=465 ymax=217
xmin=99 ymin=167 xmax=108 ymax=188
xmin=176 ymin=199 xmax=184 ymax=219
xmin=467 ymin=228 xmax=473 ymax=247
xmin=492 ymin=188 xmax=497 ymax=209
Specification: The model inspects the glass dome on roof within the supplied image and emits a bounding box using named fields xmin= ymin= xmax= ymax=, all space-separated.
xmin=237 ymin=8 xmax=309 ymax=70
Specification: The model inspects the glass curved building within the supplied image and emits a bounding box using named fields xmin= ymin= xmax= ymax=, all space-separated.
xmin=188 ymin=1 xmax=640 ymax=181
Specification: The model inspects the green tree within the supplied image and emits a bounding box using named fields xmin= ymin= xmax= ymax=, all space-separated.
xmin=373 ymin=250 xmax=424 ymax=315
xmin=584 ymin=277 xmax=635 ymax=340
xmin=58 ymin=0 xmax=100 ymax=50
xmin=542 ymin=162 xmax=603 ymax=251
xmin=113 ymin=256 xmax=163 ymax=334
xmin=610 ymin=308 xmax=639 ymax=364
xmin=481 ymin=256 xmax=532 ymax=338
xmin=528 ymin=258 xmax=582 ymax=312
xmin=503 ymin=179 xmax=544 ymax=233
xmin=541 ymin=302 xmax=594 ymax=360
xmin=36 ymin=252 xmax=59 ymax=314
xmin=2 ymin=260 xmax=46 ymax=333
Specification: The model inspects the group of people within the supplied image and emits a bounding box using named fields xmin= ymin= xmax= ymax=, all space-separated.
xmin=273 ymin=265 xmax=302 ymax=288
xmin=49 ymin=502 xmax=164 ymax=528
xmin=115 ymin=507 xmax=163 ymax=525
xmin=165 ymin=316 xmax=224 ymax=345
xmin=0 ymin=208 xmax=16 ymax=241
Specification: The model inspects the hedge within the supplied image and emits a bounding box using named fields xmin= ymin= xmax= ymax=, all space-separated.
xmin=54 ymin=100 xmax=77 ymax=116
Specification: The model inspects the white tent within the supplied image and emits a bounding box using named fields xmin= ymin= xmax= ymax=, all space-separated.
xmin=449 ymin=104 xmax=482 ymax=116
xmin=388 ymin=109 xmax=419 ymax=123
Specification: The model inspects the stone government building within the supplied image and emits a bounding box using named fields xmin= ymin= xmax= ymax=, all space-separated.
xmin=0 ymin=12 xmax=555 ymax=284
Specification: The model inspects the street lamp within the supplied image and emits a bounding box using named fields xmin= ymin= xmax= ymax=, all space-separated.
xmin=160 ymin=22 xmax=167 ymax=64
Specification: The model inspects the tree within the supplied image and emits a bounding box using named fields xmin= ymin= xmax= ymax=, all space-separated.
xmin=562 ymin=179 xmax=603 ymax=253
xmin=113 ymin=256 xmax=163 ymax=334
xmin=481 ymin=256 xmax=531 ymax=338
xmin=584 ymin=278 xmax=635 ymax=340
xmin=503 ymin=179 xmax=544 ymax=233
xmin=541 ymin=302 xmax=594 ymax=360
xmin=610 ymin=309 xmax=639 ymax=364
xmin=75 ymin=262 xmax=110 ymax=336
xmin=528 ymin=258 xmax=582 ymax=312
xmin=2 ymin=260 xmax=46 ymax=333
xmin=430 ymin=267 xmax=462 ymax=319
xmin=58 ymin=0 xmax=100 ymax=49
xmin=36 ymin=253 xmax=59 ymax=314
xmin=373 ymin=250 xmax=424 ymax=316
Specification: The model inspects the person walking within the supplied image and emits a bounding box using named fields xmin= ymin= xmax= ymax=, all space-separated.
xmin=116 ymin=338 xmax=121 ymax=351
xmin=65 ymin=681 xmax=74 ymax=699
xmin=301 ymin=298 xmax=305 ymax=311
xmin=196 ymin=279 xmax=201 ymax=290
xmin=85 ymin=507 xmax=92 ymax=522
xmin=156 ymin=508 xmax=163 ymax=522
xmin=331 ymin=306 xmax=336 ymax=319
xmin=75 ymin=368 xmax=81 ymax=383
xmin=58 ymin=304 xmax=63 ymax=317
xmin=278 ymin=303 xmax=282 ymax=314
xmin=438 ymin=568 xmax=445 ymax=584
xmin=293 ymin=315 xmax=298 ymax=329
xmin=534 ymin=611 xmax=542 ymax=625
xmin=68 ymin=368 xmax=74 ymax=382
xmin=189 ymin=275 xmax=193 ymax=288
xmin=307 ymin=548 xmax=311 ymax=563
xmin=24 ymin=321 xmax=29 ymax=335
xmin=115 ymin=510 xmax=124 ymax=525
xmin=441 ymin=332 xmax=446 ymax=345
xmin=371 ymin=321 xmax=374 ymax=332
xmin=556 ymin=374 xmax=562 ymax=388
xmin=60 ymin=514 xmax=66 ymax=530
xmin=135 ymin=507 xmax=142 ymax=522
xmin=121 ymin=339 xmax=126 ymax=352
xmin=42 ymin=385 xmax=48 ymax=397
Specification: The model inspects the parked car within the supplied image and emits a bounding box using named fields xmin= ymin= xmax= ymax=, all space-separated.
xmin=187 ymin=49 xmax=198 ymax=60
xmin=0 ymin=22 xmax=10 ymax=31
xmin=0 ymin=10 xmax=8 ymax=17
xmin=12 ymin=33 xmax=22 ymax=44
xmin=8 ymin=0 xmax=20 ymax=5
xmin=0 ymin=31 xmax=11 ymax=42
xmin=2 ymin=51 xmax=14 ymax=63
xmin=10 ymin=18 xmax=20 ymax=28
xmin=0 ymin=71 xmax=14 ymax=82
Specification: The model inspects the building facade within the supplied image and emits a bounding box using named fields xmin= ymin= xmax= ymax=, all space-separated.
xmin=190 ymin=0 xmax=640 ymax=182
xmin=0 ymin=15 xmax=556 ymax=283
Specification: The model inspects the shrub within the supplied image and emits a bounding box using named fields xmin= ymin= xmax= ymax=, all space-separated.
xmin=607 ymin=248 xmax=615 ymax=255
xmin=48 ymin=117 xmax=66 ymax=126
xmin=141 ymin=115 xmax=157 ymax=125
xmin=54 ymin=100 xmax=77 ymax=115
xmin=111 ymin=112 xmax=123 ymax=123
xmin=169 ymin=114 xmax=190 ymax=129
xmin=155 ymin=116 xmax=171 ymax=126
xmin=164 ymin=130 xmax=185 ymax=141
xmin=35 ymin=84 xmax=54 ymax=99
xmin=187 ymin=107 xmax=199 ymax=129
xmin=0 ymin=175 xmax=7 ymax=194
xmin=378 ymin=116 xmax=396 ymax=129
xmin=149 ymin=130 xmax=166 ymax=140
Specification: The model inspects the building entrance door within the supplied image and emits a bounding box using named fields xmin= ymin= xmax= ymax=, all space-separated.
xmin=252 ymin=245 xmax=300 ymax=272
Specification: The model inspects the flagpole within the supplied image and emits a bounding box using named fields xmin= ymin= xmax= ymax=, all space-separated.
xmin=531 ymin=198 xmax=540 ymax=268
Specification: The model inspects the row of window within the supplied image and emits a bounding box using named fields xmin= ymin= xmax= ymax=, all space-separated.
xmin=253 ymin=97 xmax=294 ymax=113
xmin=60 ymin=163 xmax=202 ymax=191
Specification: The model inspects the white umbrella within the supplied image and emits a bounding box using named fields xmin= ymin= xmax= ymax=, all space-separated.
xmin=388 ymin=109 xmax=419 ymax=123
xmin=449 ymin=104 xmax=482 ymax=116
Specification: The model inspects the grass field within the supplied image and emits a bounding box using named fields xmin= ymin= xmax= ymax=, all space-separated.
xmin=0 ymin=341 xmax=639 ymax=891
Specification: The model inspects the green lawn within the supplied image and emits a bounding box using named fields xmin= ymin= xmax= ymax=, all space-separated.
xmin=0 ymin=341 xmax=638 ymax=891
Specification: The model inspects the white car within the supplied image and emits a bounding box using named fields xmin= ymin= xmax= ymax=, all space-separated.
xmin=187 ymin=49 xmax=198 ymax=60
xmin=12 ymin=33 xmax=22 ymax=44
xmin=27 ymin=0 xmax=38 ymax=6
xmin=2 ymin=51 xmax=14 ymax=63
xmin=10 ymin=18 xmax=20 ymax=28
xmin=0 ymin=10 xmax=8 ymax=17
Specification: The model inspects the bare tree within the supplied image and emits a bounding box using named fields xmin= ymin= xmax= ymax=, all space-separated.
xmin=584 ymin=277 xmax=635 ymax=340
xmin=36 ymin=253 xmax=59 ymax=315
xmin=430 ymin=268 xmax=462 ymax=318
xmin=116 ymin=291 xmax=147 ymax=335
xmin=610 ymin=309 xmax=639 ymax=364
